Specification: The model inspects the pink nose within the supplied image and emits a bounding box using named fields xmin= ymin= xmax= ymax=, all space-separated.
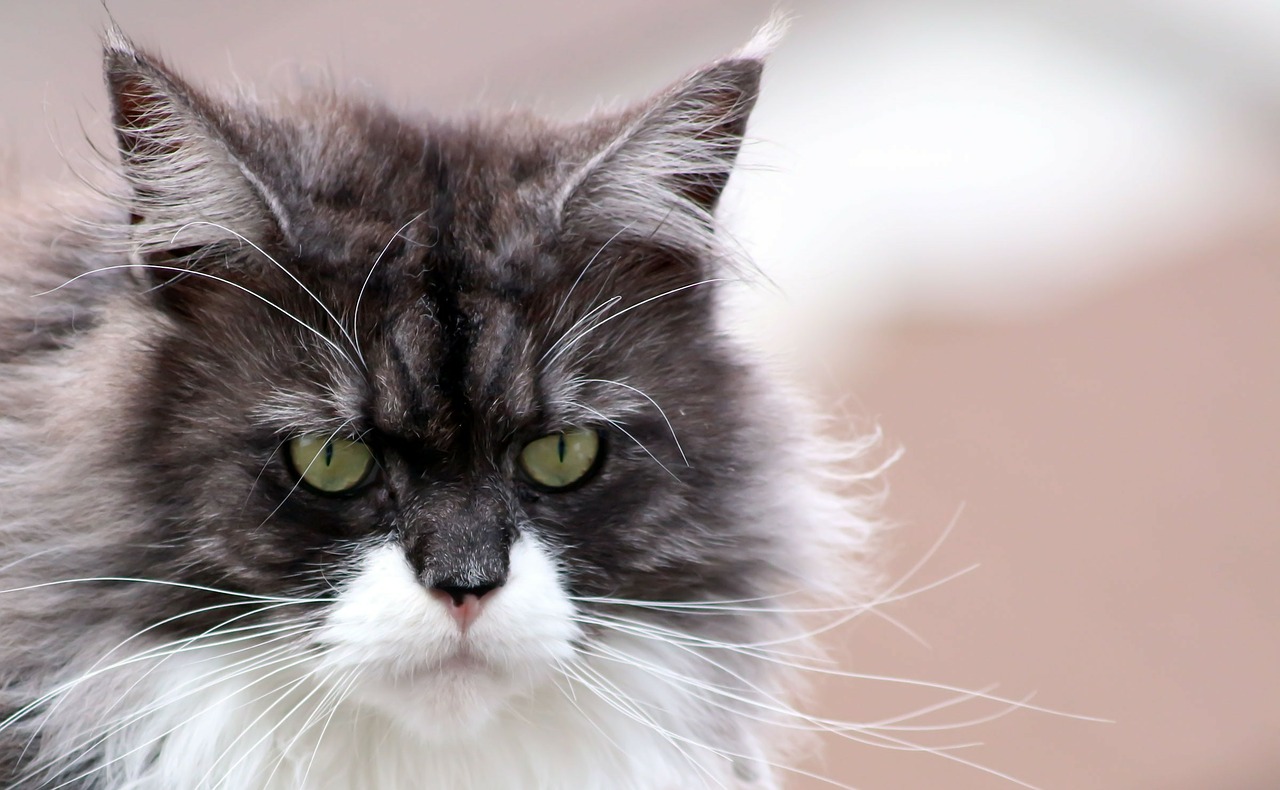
xmin=430 ymin=586 xmax=495 ymax=631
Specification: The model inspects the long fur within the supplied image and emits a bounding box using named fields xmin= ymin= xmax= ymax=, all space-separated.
xmin=0 ymin=21 xmax=883 ymax=790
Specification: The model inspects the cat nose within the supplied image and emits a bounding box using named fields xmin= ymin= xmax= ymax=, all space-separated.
xmin=430 ymin=580 xmax=503 ymax=631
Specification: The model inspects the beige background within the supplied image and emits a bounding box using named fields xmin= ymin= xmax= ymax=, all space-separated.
xmin=2 ymin=1 xmax=1277 ymax=787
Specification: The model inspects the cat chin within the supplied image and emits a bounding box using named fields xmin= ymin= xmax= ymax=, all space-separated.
xmin=341 ymin=664 xmax=539 ymax=742
xmin=312 ymin=533 xmax=581 ymax=739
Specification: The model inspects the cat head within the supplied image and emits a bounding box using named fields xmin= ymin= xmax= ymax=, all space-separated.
xmin=32 ymin=23 xmax=864 ymax=751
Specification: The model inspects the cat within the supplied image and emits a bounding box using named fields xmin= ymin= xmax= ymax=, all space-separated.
xmin=0 ymin=21 xmax=879 ymax=790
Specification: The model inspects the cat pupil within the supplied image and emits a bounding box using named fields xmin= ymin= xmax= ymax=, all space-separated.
xmin=557 ymin=433 xmax=566 ymax=463
xmin=324 ymin=441 xmax=334 ymax=467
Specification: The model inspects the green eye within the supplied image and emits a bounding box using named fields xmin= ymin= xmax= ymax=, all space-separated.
xmin=519 ymin=428 xmax=601 ymax=489
xmin=288 ymin=434 xmax=375 ymax=494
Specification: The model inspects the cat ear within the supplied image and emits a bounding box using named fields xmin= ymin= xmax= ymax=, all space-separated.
xmin=104 ymin=30 xmax=285 ymax=294
xmin=558 ymin=26 xmax=777 ymax=257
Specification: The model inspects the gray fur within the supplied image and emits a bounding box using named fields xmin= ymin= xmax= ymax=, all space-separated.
xmin=0 ymin=28 xmax=876 ymax=788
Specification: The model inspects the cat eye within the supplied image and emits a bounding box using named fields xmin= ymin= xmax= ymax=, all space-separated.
xmin=287 ymin=434 xmax=376 ymax=494
xmin=519 ymin=428 xmax=601 ymax=490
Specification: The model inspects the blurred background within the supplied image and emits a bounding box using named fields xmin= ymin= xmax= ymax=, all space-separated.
xmin=2 ymin=1 xmax=1277 ymax=787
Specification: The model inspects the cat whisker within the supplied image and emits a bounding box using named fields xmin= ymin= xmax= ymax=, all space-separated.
xmin=586 ymin=638 xmax=1008 ymax=740
xmin=24 ymin=639 xmax=313 ymax=784
xmin=572 ymin=611 xmax=819 ymax=664
xmin=874 ymin=503 xmax=966 ymax=607
xmin=352 ymin=211 xmax=430 ymax=366
xmin=259 ymin=665 xmax=352 ymax=787
xmin=724 ymin=565 xmax=980 ymax=650
xmin=573 ymin=588 xmax=809 ymax=609
xmin=580 ymin=620 xmax=1103 ymax=789
xmin=3 ymin=623 xmax=295 ymax=750
xmin=551 ymin=660 xmax=749 ymax=790
xmin=173 ymin=221 xmax=365 ymax=373
xmin=75 ymin=599 xmax=319 ymax=670
xmin=572 ymin=377 xmax=689 ymax=466
xmin=0 ymin=603 xmax=318 ymax=740
xmin=578 ymin=609 xmax=1104 ymax=724
xmin=582 ymin=641 xmax=984 ymax=756
xmin=540 ymin=294 xmax=621 ymax=365
xmin=570 ymin=519 xmax=982 ymax=651
xmin=0 ymin=576 xmax=328 ymax=604
xmin=725 ymin=505 xmax=970 ymax=650
xmin=26 ymin=640 xmax=330 ymax=788
xmin=582 ymin=620 xmax=1102 ymax=789
xmin=14 ymin=601 xmax=320 ymax=757
xmin=255 ymin=418 xmax=358 ymax=530
xmin=844 ymin=726 xmax=1051 ymax=790
xmin=591 ymin=594 xmax=941 ymax=650
xmin=14 ymin=610 xmax=322 ymax=748
xmin=551 ymin=659 xmax=580 ymax=705
xmin=544 ymin=278 xmax=729 ymax=371
xmin=35 ymin=263 xmax=358 ymax=374
xmin=546 ymin=666 xmax=639 ymax=773
xmin=861 ymin=694 xmax=1038 ymax=735
xmin=550 ymin=223 xmax=634 ymax=328
xmin=568 ymin=648 xmax=860 ymax=790
xmin=563 ymin=399 xmax=679 ymax=481
xmin=556 ymin=658 xmax=731 ymax=789
xmin=296 ymin=667 xmax=363 ymax=789
xmin=71 ymin=615 xmax=323 ymax=726
xmin=571 ymin=566 xmax=973 ymax=616
xmin=202 ymin=660 xmax=342 ymax=789
xmin=28 ymin=644 xmax=329 ymax=789
xmin=239 ymin=437 xmax=288 ymax=516
xmin=583 ymin=640 xmax=1049 ymax=790
xmin=0 ymin=548 xmax=68 ymax=576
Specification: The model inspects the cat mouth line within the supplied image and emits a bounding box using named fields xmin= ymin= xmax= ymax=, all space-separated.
xmin=386 ymin=643 xmax=497 ymax=679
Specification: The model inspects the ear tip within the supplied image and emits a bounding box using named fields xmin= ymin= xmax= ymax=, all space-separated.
xmin=104 ymin=25 xmax=168 ymax=82
xmin=103 ymin=22 xmax=132 ymax=54
xmin=694 ymin=12 xmax=785 ymax=95
xmin=734 ymin=12 xmax=791 ymax=63
xmin=102 ymin=25 xmax=140 ymax=70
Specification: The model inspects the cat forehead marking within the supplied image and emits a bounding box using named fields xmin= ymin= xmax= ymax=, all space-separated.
xmin=370 ymin=274 xmax=541 ymax=445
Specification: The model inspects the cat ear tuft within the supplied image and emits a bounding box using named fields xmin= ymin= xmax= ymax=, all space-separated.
xmin=559 ymin=26 xmax=776 ymax=258
xmin=104 ymin=30 xmax=283 ymax=295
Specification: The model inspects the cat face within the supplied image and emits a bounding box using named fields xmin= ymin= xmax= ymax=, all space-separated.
xmin=95 ymin=33 xmax=791 ymax=738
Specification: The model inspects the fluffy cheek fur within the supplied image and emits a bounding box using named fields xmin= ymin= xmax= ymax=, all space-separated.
xmin=314 ymin=533 xmax=580 ymax=740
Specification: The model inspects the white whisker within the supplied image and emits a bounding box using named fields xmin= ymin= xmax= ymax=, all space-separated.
xmin=564 ymin=400 xmax=679 ymax=480
xmin=576 ymin=610 xmax=1103 ymax=724
xmin=36 ymin=647 xmax=328 ymax=790
xmin=544 ymin=278 xmax=728 ymax=370
xmin=353 ymin=211 xmax=429 ymax=366
xmin=540 ymin=295 xmax=622 ymax=365
xmin=173 ymin=221 xmax=364 ymax=372
xmin=204 ymin=662 xmax=338 ymax=789
xmin=573 ymin=378 xmax=689 ymax=466
xmin=559 ymin=658 xmax=729 ymax=789
xmin=34 ymin=263 xmax=359 ymax=374
xmin=24 ymin=638 xmax=312 ymax=783
xmin=297 ymin=668 xmax=362 ymax=789
xmin=14 ymin=601 xmax=318 ymax=758
xmin=256 ymin=419 xmax=357 ymax=530
xmin=550 ymin=222 xmax=634 ymax=327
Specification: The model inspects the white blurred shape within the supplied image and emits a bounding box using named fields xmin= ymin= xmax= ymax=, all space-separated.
xmin=721 ymin=3 xmax=1273 ymax=360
